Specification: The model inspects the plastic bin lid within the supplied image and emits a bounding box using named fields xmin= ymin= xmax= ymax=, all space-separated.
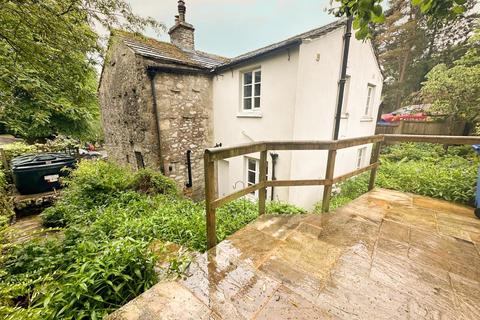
xmin=11 ymin=152 xmax=75 ymax=169
xmin=473 ymin=145 xmax=480 ymax=155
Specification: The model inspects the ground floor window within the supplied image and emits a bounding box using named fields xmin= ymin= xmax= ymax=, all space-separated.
xmin=357 ymin=147 xmax=367 ymax=169
xmin=245 ymin=157 xmax=268 ymax=198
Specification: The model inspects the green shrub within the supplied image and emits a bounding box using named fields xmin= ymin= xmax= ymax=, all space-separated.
xmin=266 ymin=201 xmax=307 ymax=214
xmin=2 ymin=160 xmax=305 ymax=318
xmin=323 ymin=143 xmax=478 ymax=210
xmin=41 ymin=238 xmax=157 ymax=320
xmin=130 ymin=169 xmax=179 ymax=196
xmin=0 ymin=171 xmax=14 ymax=228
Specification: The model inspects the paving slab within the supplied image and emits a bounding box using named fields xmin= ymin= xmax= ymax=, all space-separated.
xmin=108 ymin=189 xmax=480 ymax=320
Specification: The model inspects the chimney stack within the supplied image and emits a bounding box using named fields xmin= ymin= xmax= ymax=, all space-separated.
xmin=169 ymin=0 xmax=195 ymax=50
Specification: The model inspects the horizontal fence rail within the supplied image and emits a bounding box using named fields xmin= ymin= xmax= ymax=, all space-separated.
xmin=204 ymin=134 xmax=480 ymax=249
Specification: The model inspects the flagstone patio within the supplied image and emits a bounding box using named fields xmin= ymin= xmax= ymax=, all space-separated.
xmin=108 ymin=188 xmax=480 ymax=320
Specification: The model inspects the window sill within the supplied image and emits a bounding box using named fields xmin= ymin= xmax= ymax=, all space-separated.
xmin=237 ymin=112 xmax=263 ymax=119
xmin=360 ymin=117 xmax=374 ymax=122
xmin=341 ymin=114 xmax=349 ymax=119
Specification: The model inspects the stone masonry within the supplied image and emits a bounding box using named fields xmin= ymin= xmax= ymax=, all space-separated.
xmin=99 ymin=1 xmax=223 ymax=200
xmin=99 ymin=37 xmax=162 ymax=172
xmin=154 ymin=72 xmax=213 ymax=200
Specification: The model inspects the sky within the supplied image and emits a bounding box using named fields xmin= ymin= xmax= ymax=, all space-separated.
xmin=126 ymin=0 xmax=336 ymax=58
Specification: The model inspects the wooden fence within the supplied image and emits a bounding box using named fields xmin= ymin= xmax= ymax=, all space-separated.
xmin=204 ymin=134 xmax=480 ymax=249
xmin=376 ymin=118 xmax=466 ymax=136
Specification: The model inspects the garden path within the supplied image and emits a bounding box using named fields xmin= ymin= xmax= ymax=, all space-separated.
xmin=109 ymin=188 xmax=480 ymax=320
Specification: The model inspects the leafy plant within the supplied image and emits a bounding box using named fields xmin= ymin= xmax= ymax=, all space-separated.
xmin=2 ymin=160 xmax=305 ymax=318
xmin=320 ymin=142 xmax=479 ymax=210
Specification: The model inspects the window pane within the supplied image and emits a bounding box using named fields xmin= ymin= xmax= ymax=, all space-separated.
xmin=244 ymin=98 xmax=252 ymax=110
xmin=248 ymin=159 xmax=256 ymax=171
xmin=255 ymin=71 xmax=261 ymax=83
xmin=244 ymin=85 xmax=252 ymax=98
xmin=244 ymin=72 xmax=252 ymax=85
xmin=254 ymin=83 xmax=261 ymax=96
xmin=248 ymin=171 xmax=256 ymax=184
xmin=254 ymin=97 xmax=261 ymax=109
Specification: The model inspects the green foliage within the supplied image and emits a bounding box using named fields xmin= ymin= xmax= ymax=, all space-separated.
xmin=372 ymin=0 xmax=477 ymax=112
xmin=421 ymin=24 xmax=480 ymax=124
xmin=333 ymin=0 xmax=470 ymax=39
xmin=3 ymin=160 xmax=304 ymax=318
xmin=266 ymin=201 xmax=307 ymax=215
xmin=324 ymin=143 xmax=478 ymax=210
xmin=0 ymin=170 xmax=13 ymax=229
xmin=130 ymin=169 xmax=179 ymax=197
xmin=0 ymin=1 xmax=163 ymax=140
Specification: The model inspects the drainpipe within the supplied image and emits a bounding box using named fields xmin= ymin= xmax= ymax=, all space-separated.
xmin=147 ymin=69 xmax=165 ymax=174
xmin=270 ymin=153 xmax=278 ymax=201
xmin=185 ymin=150 xmax=193 ymax=188
xmin=333 ymin=15 xmax=353 ymax=140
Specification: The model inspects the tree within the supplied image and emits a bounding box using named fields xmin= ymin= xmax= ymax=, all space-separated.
xmin=421 ymin=23 xmax=480 ymax=127
xmin=0 ymin=0 xmax=163 ymax=141
xmin=332 ymin=0 xmax=470 ymax=39
xmin=372 ymin=0 xmax=477 ymax=112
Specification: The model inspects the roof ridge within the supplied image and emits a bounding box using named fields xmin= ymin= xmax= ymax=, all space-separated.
xmin=215 ymin=19 xmax=347 ymax=70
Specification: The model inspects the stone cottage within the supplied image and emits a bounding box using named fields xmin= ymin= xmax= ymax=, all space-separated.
xmin=99 ymin=1 xmax=383 ymax=208
xmin=99 ymin=1 xmax=227 ymax=200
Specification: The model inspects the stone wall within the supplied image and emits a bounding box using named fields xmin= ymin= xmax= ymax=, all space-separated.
xmin=98 ymin=37 xmax=162 ymax=171
xmin=153 ymin=72 xmax=213 ymax=200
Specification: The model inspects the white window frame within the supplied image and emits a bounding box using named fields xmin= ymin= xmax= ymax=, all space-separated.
xmin=241 ymin=68 xmax=261 ymax=112
xmin=364 ymin=84 xmax=375 ymax=117
xmin=245 ymin=157 xmax=260 ymax=198
xmin=357 ymin=147 xmax=367 ymax=169
xmin=244 ymin=156 xmax=268 ymax=199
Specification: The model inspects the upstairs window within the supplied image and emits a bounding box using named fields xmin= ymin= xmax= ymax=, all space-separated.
xmin=242 ymin=69 xmax=261 ymax=111
xmin=364 ymin=84 xmax=375 ymax=116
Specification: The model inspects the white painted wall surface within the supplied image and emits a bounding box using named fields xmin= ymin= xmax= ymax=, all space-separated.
xmin=212 ymin=25 xmax=383 ymax=210
xmin=212 ymin=48 xmax=300 ymax=201
xmin=288 ymin=27 xmax=344 ymax=208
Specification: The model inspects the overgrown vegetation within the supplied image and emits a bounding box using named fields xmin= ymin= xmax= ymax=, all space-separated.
xmin=326 ymin=143 xmax=478 ymax=210
xmin=0 ymin=171 xmax=14 ymax=231
xmin=0 ymin=1 xmax=163 ymax=141
xmin=0 ymin=160 xmax=304 ymax=319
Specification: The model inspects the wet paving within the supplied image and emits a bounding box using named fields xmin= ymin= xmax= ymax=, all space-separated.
xmin=108 ymin=189 xmax=480 ymax=320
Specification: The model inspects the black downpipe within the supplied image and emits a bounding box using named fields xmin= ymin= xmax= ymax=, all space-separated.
xmin=186 ymin=150 xmax=193 ymax=188
xmin=147 ymin=69 xmax=164 ymax=174
xmin=333 ymin=16 xmax=353 ymax=140
xmin=270 ymin=153 xmax=278 ymax=201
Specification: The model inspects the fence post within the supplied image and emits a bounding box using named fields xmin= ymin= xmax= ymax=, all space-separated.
xmin=368 ymin=141 xmax=382 ymax=191
xmin=204 ymin=151 xmax=217 ymax=250
xmin=322 ymin=149 xmax=337 ymax=213
xmin=258 ymin=150 xmax=267 ymax=215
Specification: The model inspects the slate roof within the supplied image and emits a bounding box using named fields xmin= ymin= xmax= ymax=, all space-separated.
xmin=115 ymin=30 xmax=229 ymax=69
xmin=114 ymin=19 xmax=345 ymax=72
xmin=215 ymin=19 xmax=346 ymax=70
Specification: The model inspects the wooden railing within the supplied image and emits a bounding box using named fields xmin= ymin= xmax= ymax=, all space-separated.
xmin=204 ymin=134 xmax=480 ymax=249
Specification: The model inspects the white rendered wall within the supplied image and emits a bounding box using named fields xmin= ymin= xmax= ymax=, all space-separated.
xmin=212 ymin=48 xmax=300 ymax=201
xmin=212 ymin=26 xmax=383 ymax=210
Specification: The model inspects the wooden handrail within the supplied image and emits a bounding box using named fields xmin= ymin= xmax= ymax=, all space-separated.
xmin=204 ymin=134 xmax=480 ymax=249
xmin=384 ymin=134 xmax=480 ymax=145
